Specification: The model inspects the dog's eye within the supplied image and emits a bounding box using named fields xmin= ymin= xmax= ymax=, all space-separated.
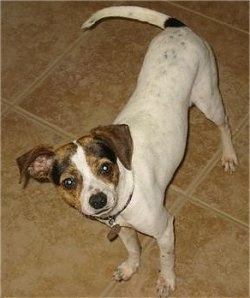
xmin=100 ymin=163 xmax=111 ymax=175
xmin=62 ymin=177 xmax=76 ymax=190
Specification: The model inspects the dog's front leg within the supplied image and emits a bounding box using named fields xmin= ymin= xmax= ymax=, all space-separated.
xmin=156 ymin=213 xmax=175 ymax=297
xmin=113 ymin=227 xmax=141 ymax=281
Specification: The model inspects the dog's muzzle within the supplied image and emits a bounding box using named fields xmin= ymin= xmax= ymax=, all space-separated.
xmin=89 ymin=192 xmax=107 ymax=210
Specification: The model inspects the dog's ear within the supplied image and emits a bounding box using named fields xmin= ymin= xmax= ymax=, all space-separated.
xmin=16 ymin=145 xmax=55 ymax=188
xmin=90 ymin=124 xmax=133 ymax=170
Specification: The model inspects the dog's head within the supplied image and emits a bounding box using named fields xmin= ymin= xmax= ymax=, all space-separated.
xmin=17 ymin=124 xmax=133 ymax=217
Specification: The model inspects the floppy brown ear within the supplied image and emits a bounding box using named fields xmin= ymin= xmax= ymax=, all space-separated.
xmin=16 ymin=145 xmax=55 ymax=188
xmin=90 ymin=124 xmax=133 ymax=170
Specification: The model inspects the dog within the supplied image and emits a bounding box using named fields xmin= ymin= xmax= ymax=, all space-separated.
xmin=17 ymin=6 xmax=238 ymax=297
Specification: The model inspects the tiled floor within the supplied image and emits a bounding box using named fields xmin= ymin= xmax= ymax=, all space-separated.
xmin=1 ymin=1 xmax=249 ymax=297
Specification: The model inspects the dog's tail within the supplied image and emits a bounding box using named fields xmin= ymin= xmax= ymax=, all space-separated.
xmin=81 ymin=6 xmax=185 ymax=30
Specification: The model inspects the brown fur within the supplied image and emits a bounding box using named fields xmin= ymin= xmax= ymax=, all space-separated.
xmin=56 ymin=166 xmax=83 ymax=210
xmin=86 ymin=155 xmax=119 ymax=186
xmin=53 ymin=137 xmax=119 ymax=210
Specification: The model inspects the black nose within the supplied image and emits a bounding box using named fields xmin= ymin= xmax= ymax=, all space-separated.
xmin=89 ymin=192 xmax=107 ymax=209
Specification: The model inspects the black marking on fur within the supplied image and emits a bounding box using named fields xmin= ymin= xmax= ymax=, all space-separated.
xmin=87 ymin=142 xmax=117 ymax=164
xmin=164 ymin=18 xmax=186 ymax=28
xmin=51 ymin=159 xmax=69 ymax=185
xmin=180 ymin=41 xmax=186 ymax=49
xmin=50 ymin=143 xmax=78 ymax=186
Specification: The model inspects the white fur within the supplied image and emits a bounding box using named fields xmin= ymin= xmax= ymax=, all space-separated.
xmin=71 ymin=143 xmax=135 ymax=217
xmin=82 ymin=6 xmax=238 ymax=297
xmin=81 ymin=6 xmax=168 ymax=30
xmin=71 ymin=143 xmax=117 ymax=216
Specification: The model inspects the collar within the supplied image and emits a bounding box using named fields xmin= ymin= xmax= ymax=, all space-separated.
xmin=100 ymin=192 xmax=133 ymax=226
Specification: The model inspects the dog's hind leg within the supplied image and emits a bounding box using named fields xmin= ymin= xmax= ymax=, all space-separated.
xmin=156 ymin=213 xmax=175 ymax=297
xmin=194 ymin=87 xmax=238 ymax=173
xmin=113 ymin=227 xmax=141 ymax=281
xmin=191 ymin=49 xmax=238 ymax=172
xmin=218 ymin=116 xmax=238 ymax=172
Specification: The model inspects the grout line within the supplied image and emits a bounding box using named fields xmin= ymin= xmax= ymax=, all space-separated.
xmin=167 ymin=185 xmax=190 ymax=215
xmin=169 ymin=185 xmax=248 ymax=230
xmin=168 ymin=191 xmax=248 ymax=232
xmin=188 ymin=194 xmax=249 ymax=230
xmin=185 ymin=113 xmax=249 ymax=194
xmin=168 ymin=1 xmax=249 ymax=35
xmin=171 ymin=167 xmax=247 ymax=227
xmin=231 ymin=113 xmax=249 ymax=138
xmin=1 ymin=98 xmax=12 ymax=112
xmin=153 ymin=115 xmax=249 ymax=219
xmin=1 ymin=97 xmax=11 ymax=104
xmin=99 ymin=235 xmax=153 ymax=297
xmin=165 ymin=116 xmax=249 ymax=230
xmin=100 ymin=280 xmax=117 ymax=297
xmin=13 ymin=105 xmax=76 ymax=140
xmin=12 ymin=33 xmax=88 ymax=106
xmin=1 ymin=98 xmax=16 ymax=117
xmin=169 ymin=184 xmax=186 ymax=195
xmin=185 ymin=149 xmax=221 ymax=194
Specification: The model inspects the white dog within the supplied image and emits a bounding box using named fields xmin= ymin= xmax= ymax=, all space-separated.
xmin=17 ymin=6 xmax=238 ymax=297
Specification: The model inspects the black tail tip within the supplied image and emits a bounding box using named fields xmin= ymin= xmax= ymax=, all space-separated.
xmin=164 ymin=17 xmax=186 ymax=28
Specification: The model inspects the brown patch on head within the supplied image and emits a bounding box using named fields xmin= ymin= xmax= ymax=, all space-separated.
xmin=56 ymin=166 xmax=83 ymax=210
xmin=87 ymin=155 xmax=120 ymax=186
xmin=77 ymin=135 xmax=120 ymax=187
xmin=90 ymin=124 xmax=133 ymax=170
xmin=50 ymin=142 xmax=83 ymax=210
xmin=50 ymin=142 xmax=78 ymax=185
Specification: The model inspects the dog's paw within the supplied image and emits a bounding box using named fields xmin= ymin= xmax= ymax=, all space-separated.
xmin=221 ymin=153 xmax=238 ymax=173
xmin=156 ymin=274 xmax=175 ymax=298
xmin=113 ymin=261 xmax=138 ymax=281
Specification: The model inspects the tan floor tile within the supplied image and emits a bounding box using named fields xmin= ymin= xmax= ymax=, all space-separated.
xmin=2 ymin=111 xmax=68 ymax=160
xmin=165 ymin=187 xmax=184 ymax=214
xmin=172 ymin=202 xmax=249 ymax=296
xmin=172 ymin=107 xmax=221 ymax=189
xmin=2 ymin=1 xmax=117 ymax=101
xmin=175 ymin=1 xmax=249 ymax=31
xmin=18 ymin=15 xmax=159 ymax=137
xmin=192 ymin=122 xmax=249 ymax=224
xmin=1 ymin=112 xmax=126 ymax=296
xmin=104 ymin=239 xmax=159 ymax=297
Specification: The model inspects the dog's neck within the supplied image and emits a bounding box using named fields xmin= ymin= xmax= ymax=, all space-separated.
xmin=112 ymin=159 xmax=134 ymax=217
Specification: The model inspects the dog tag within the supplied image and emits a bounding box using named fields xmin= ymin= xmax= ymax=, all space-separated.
xmin=107 ymin=224 xmax=121 ymax=241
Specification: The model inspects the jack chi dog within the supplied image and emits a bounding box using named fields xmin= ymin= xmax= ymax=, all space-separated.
xmin=17 ymin=6 xmax=238 ymax=297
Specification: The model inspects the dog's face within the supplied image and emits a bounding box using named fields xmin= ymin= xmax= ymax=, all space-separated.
xmin=17 ymin=124 xmax=133 ymax=217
